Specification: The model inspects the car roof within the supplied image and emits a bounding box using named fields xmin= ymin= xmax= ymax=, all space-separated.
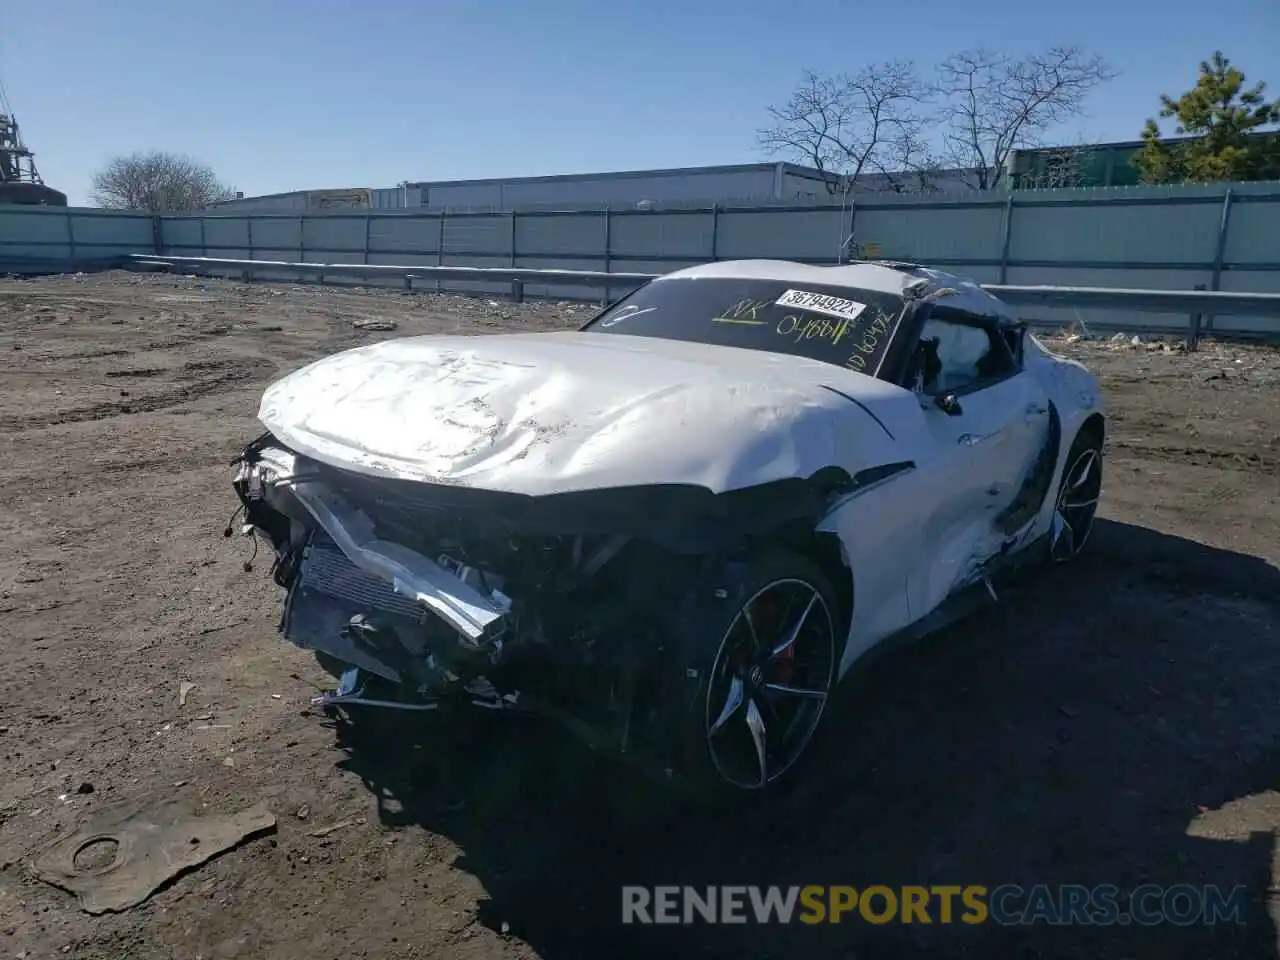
xmin=658 ymin=259 xmax=1017 ymax=324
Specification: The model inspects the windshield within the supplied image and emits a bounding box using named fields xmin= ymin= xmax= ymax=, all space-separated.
xmin=583 ymin=276 xmax=907 ymax=376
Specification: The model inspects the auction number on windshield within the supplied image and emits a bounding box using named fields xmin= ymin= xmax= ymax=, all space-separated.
xmin=775 ymin=289 xmax=868 ymax=322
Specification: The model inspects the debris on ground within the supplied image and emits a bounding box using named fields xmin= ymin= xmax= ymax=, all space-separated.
xmin=308 ymin=820 xmax=357 ymax=838
xmin=352 ymin=318 xmax=397 ymax=331
xmin=32 ymin=800 xmax=276 ymax=914
xmin=178 ymin=681 xmax=196 ymax=707
xmin=1043 ymin=330 xmax=1279 ymax=384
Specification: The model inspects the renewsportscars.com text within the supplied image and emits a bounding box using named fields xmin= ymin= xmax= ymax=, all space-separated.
xmin=621 ymin=884 xmax=1249 ymax=926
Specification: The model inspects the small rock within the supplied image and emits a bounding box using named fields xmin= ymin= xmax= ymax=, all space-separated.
xmin=295 ymin=805 xmax=310 ymax=820
xmin=222 ymin=756 xmax=235 ymax=767
xmin=76 ymin=782 xmax=94 ymax=795
xmin=501 ymin=921 xmax=511 ymax=935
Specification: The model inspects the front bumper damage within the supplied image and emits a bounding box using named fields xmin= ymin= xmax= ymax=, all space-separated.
xmin=232 ymin=439 xmax=524 ymax=713
xmin=228 ymin=430 xmax=852 ymax=768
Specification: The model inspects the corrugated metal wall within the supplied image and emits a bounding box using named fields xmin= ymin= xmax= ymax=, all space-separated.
xmin=2 ymin=180 xmax=1276 ymax=333
xmin=0 ymin=206 xmax=154 ymax=270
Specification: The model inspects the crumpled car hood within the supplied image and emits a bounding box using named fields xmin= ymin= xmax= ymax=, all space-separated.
xmin=259 ymin=331 xmax=904 ymax=497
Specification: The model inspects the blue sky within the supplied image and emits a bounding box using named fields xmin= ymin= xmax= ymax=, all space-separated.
xmin=4 ymin=0 xmax=1278 ymax=205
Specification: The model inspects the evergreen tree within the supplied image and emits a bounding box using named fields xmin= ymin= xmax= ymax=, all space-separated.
xmin=1135 ymin=52 xmax=1280 ymax=184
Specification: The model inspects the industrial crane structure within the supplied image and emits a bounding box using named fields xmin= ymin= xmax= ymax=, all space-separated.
xmin=0 ymin=110 xmax=64 ymax=205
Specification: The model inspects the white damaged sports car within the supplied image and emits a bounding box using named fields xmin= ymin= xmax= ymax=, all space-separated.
xmin=230 ymin=259 xmax=1105 ymax=796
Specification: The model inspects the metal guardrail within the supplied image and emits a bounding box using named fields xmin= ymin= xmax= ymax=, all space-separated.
xmin=128 ymin=254 xmax=1280 ymax=345
xmin=984 ymin=284 xmax=1280 ymax=319
xmin=129 ymin=255 xmax=654 ymax=303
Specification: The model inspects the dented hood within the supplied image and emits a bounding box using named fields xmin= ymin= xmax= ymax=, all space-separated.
xmin=258 ymin=331 xmax=905 ymax=497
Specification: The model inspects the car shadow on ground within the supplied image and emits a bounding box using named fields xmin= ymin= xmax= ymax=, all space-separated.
xmin=330 ymin=519 xmax=1280 ymax=959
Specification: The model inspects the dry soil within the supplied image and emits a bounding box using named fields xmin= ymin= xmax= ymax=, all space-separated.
xmin=1 ymin=271 xmax=1278 ymax=960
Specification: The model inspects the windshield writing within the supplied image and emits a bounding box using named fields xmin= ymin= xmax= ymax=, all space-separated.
xmin=585 ymin=277 xmax=905 ymax=374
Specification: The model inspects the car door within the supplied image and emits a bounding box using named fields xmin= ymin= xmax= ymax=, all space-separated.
xmin=904 ymin=308 xmax=1050 ymax=618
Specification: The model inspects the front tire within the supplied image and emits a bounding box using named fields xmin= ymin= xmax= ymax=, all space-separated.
xmin=668 ymin=546 xmax=842 ymax=799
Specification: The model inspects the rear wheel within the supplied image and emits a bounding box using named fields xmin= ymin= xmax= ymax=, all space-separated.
xmin=1050 ymin=430 xmax=1103 ymax=562
xmin=669 ymin=547 xmax=842 ymax=798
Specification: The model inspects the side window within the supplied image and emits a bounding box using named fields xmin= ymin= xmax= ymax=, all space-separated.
xmin=907 ymin=313 xmax=1017 ymax=395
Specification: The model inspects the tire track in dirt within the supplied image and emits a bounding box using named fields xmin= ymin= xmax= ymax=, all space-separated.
xmin=0 ymin=357 xmax=276 ymax=431
xmin=1107 ymin=439 xmax=1276 ymax=473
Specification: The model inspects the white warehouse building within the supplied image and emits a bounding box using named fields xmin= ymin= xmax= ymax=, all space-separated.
xmin=376 ymin=162 xmax=840 ymax=210
xmin=206 ymin=161 xmax=981 ymax=214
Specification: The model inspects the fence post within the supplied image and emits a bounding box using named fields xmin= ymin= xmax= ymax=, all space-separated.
xmin=602 ymin=205 xmax=612 ymax=306
xmin=66 ymin=210 xmax=77 ymax=265
xmin=244 ymin=218 xmax=254 ymax=281
xmin=848 ymin=190 xmax=858 ymax=262
xmin=1205 ymin=188 xmax=1234 ymax=334
xmin=1187 ymin=283 xmax=1207 ymax=352
xmin=436 ymin=212 xmax=445 ymax=294
xmin=363 ymin=213 xmax=371 ymax=265
xmin=298 ymin=216 xmax=305 ymax=266
xmin=998 ymin=194 xmax=1015 ymax=284
xmin=510 ymin=210 xmax=519 ymax=301
xmin=199 ymin=217 xmax=206 ymax=257
xmin=710 ymin=203 xmax=719 ymax=261
xmin=150 ymin=215 xmax=162 ymax=257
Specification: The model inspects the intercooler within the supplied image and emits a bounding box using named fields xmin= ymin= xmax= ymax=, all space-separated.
xmin=297 ymin=534 xmax=425 ymax=622
xmin=282 ymin=532 xmax=436 ymax=684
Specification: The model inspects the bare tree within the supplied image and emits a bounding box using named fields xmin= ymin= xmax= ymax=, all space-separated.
xmin=757 ymin=63 xmax=935 ymax=194
xmin=91 ymin=151 xmax=236 ymax=212
xmin=936 ymin=47 xmax=1116 ymax=190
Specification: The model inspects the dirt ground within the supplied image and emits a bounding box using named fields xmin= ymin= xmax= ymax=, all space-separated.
xmin=1 ymin=270 xmax=1278 ymax=960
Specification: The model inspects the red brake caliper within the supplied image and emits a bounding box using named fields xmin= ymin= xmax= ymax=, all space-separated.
xmin=772 ymin=641 xmax=796 ymax=686
xmin=759 ymin=595 xmax=796 ymax=686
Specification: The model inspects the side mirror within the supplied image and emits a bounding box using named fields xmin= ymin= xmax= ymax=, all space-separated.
xmin=933 ymin=392 xmax=963 ymax=416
